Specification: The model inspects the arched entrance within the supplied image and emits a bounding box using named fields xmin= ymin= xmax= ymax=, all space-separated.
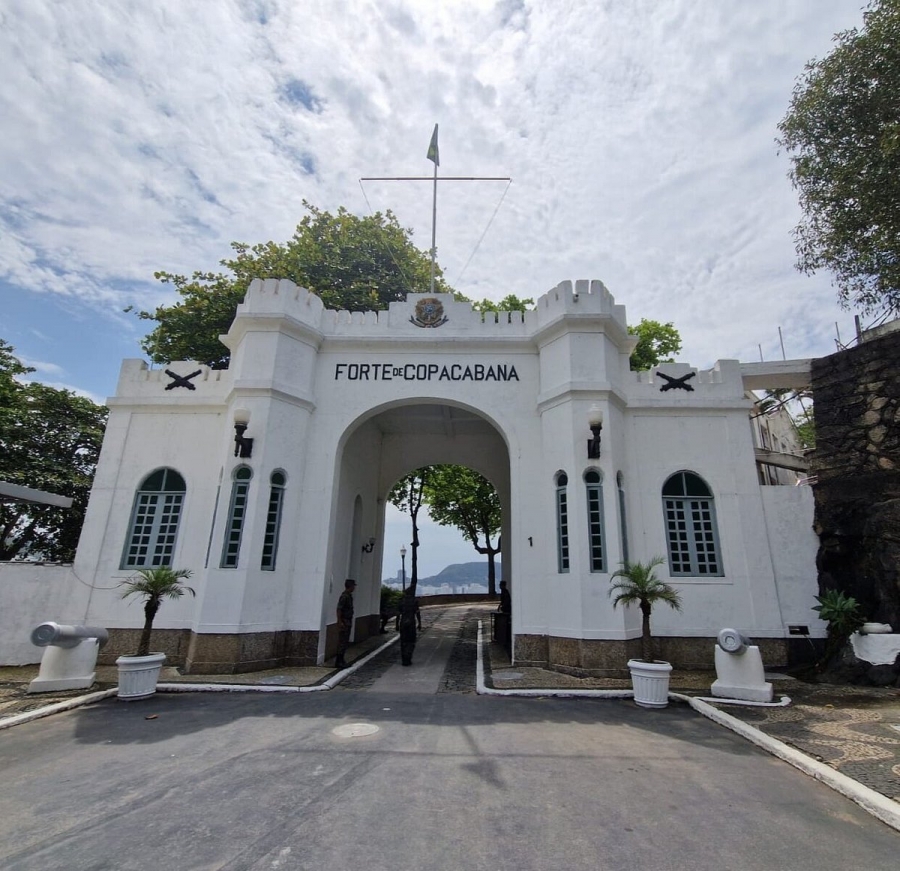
xmin=320 ymin=400 xmax=511 ymax=661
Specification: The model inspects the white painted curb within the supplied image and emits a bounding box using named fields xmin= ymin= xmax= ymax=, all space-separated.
xmin=0 ymin=689 xmax=118 ymax=731
xmin=475 ymin=621 xmax=900 ymax=833
xmin=0 ymin=634 xmax=401 ymax=728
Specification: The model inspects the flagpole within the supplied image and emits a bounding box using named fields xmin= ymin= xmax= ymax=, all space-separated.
xmin=430 ymin=155 xmax=438 ymax=295
xmin=359 ymin=126 xmax=511 ymax=296
xmin=427 ymin=124 xmax=440 ymax=295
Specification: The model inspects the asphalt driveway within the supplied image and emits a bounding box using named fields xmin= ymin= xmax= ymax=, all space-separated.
xmin=1 ymin=687 xmax=897 ymax=870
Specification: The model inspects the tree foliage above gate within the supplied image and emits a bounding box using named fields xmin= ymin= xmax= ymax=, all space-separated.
xmin=134 ymin=202 xmax=454 ymax=368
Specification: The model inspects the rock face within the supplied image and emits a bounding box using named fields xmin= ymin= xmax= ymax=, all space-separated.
xmin=811 ymin=327 xmax=900 ymax=629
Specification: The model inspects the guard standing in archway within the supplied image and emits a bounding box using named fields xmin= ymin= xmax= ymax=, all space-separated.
xmin=335 ymin=579 xmax=356 ymax=668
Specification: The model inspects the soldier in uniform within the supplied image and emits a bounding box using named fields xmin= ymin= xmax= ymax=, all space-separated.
xmin=335 ymin=578 xmax=356 ymax=668
xmin=396 ymin=586 xmax=421 ymax=666
xmin=496 ymin=580 xmax=512 ymax=652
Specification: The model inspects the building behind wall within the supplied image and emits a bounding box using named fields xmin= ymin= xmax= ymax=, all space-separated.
xmin=18 ymin=278 xmax=822 ymax=675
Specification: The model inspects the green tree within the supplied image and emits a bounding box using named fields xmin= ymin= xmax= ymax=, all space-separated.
xmin=0 ymin=341 xmax=108 ymax=561
xmin=794 ymin=406 xmax=816 ymax=451
xmin=118 ymin=567 xmax=195 ymax=656
xmin=470 ymin=294 xmax=535 ymax=322
xmin=812 ymin=589 xmax=866 ymax=668
xmin=0 ymin=340 xmax=30 ymax=408
xmin=609 ymin=557 xmax=682 ymax=662
xmin=388 ymin=468 xmax=432 ymax=588
xmin=628 ymin=319 xmax=682 ymax=371
xmin=136 ymin=202 xmax=454 ymax=367
xmin=777 ymin=1 xmax=900 ymax=315
xmin=423 ymin=465 xmax=502 ymax=597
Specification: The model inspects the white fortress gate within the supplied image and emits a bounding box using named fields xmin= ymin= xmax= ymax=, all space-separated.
xmin=48 ymin=278 xmax=819 ymax=674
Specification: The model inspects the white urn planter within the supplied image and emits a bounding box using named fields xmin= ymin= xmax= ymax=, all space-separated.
xmin=116 ymin=653 xmax=167 ymax=701
xmin=627 ymin=659 xmax=673 ymax=708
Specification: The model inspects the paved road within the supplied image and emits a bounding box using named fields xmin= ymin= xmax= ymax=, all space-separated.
xmin=1 ymin=611 xmax=897 ymax=870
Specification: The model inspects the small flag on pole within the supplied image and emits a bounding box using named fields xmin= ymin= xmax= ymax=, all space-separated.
xmin=426 ymin=123 xmax=439 ymax=166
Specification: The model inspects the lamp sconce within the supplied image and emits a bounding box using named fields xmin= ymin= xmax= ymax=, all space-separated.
xmin=361 ymin=537 xmax=376 ymax=554
xmin=233 ymin=408 xmax=254 ymax=458
xmin=587 ymin=405 xmax=603 ymax=459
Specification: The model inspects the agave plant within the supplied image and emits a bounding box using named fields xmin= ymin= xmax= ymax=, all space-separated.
xmin=119 ymin=567 xmax=195 ymax=656
xmin=812 ymin=589 xmax=866 ymax=666
xmin=609 ymin=557 xmax=682 ymax=662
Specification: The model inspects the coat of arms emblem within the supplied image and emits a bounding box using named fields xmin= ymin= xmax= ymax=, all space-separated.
xmin=410 ymin=297 xmax=448 ymax=328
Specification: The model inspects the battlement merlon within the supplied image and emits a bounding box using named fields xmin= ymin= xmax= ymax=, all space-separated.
xmin=531 ymin=280 xmax=636 ymax=354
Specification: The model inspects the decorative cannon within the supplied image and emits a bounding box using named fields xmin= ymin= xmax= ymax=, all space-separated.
xmin=710 ymin=627 xmax=773 ymax=702
xmin=27 ymin=622 xmax=109 ymax=694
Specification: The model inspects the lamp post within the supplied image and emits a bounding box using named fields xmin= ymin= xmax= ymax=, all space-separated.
xmin=587 ymin=404 xmax=603 ymax=459
xmin=400 ymin=545 xmax=407 ymax=592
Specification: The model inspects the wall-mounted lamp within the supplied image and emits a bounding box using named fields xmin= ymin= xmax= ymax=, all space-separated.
xmin=587 ymin=405 xmax=603 ymax=459
xmin=361 ymin=537 xmax=376 ymax=554
xmin=233 ymin=408 xmax=254 ymax=458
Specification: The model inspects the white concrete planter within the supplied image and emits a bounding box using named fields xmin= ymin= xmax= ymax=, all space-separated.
xmin=116 ymin=653 xmax=166 ymax=701
xmin=627 ymin=659 xmax=672 ymax=708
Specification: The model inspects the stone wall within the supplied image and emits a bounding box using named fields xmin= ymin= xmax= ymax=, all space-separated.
xmin=811 ymin=327 xmax=900 ymax=628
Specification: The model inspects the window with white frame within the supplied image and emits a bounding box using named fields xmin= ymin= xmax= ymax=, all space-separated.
xmin=584 ymin=469 xmax=606 ymax=572
xmin=121 ymin=468 xmax=186 ymax=569
xmin=221 ymin=466 xmax=253 ymax=568
xmin=556 ymin=472 xmax=569 ymax=573
xmin=661 ymin=471 xmax=723 ymax=576
xmin=261 ymin=470 xmax=286 ymax=570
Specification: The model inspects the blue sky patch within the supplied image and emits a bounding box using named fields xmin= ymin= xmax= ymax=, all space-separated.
xmin=279 ymin=78 xmax=324 ymax=113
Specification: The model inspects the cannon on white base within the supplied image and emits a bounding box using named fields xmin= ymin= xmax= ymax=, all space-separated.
xmin=28 ymin=622 xmax=109 ymax=694
xmin=710 ymin=628 xmax=773 ymax=702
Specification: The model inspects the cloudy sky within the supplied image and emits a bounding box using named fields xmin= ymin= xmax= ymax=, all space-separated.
xmin=0 ymin=1 xmax=867 ymax=578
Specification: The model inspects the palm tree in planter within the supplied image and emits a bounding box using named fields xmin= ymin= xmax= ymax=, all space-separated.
xmin=116 ymin=568 xmax=194 ymax=701
xmin=609 ymin=557 xmax=682 ymax=708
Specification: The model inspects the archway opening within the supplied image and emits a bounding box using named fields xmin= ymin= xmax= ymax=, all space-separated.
xmin=324 ymin=400 xmax=511 ymax=657
xmin=385 ymin=463 xmax=503 ymax=598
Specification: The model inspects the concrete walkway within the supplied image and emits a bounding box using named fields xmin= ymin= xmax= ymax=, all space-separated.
xmin=365 ymin=607 xmax=466 ymax=694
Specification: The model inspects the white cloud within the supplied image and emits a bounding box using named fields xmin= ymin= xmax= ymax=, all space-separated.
xmin=1 ymin=0 xmax=871 ymax=576
xmin=0 ymin=1 xmax=867 ymax=371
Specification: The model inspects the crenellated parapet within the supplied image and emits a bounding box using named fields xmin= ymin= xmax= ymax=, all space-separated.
xmin=534 ymin=279 xmax=628 ymax=330
xmin=628 ymin=360 xmax=747 ymax=402
xmin=227 ymin=278 xmax=633 ymax=343
xmin=235 ymin=278 xmax=326 ymax=324
xmin=110 ymin=359 xmax=231 ymax=403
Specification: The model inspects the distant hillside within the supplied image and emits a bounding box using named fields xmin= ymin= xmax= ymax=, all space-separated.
xmin=384 ymin=560 xmax=500 ymax=588
xmin=430 ymin=561 xmax=500 ymax=585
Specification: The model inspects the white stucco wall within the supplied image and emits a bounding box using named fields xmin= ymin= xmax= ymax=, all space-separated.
xmin=0 ymin=278 xmax=826 ymax=668
xmin=760 ymin=485 xmax=825 ymax=638
xmin=0 ymin=563 xmax=83 ymax=664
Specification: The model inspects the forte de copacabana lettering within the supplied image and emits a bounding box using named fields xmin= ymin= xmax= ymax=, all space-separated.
xmin=334 ymin=362 xmax=520 ymax=382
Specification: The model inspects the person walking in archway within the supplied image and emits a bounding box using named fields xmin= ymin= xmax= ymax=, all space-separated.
xmin=396 ymin=586 xmax=421 ymax=666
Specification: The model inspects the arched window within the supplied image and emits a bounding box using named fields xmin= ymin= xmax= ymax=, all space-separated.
xmin=584 ymin=469 xmax=606 ymax=572
xmin=261 ymin=470 xmax=286 ymax=571
xmin=616 ymin=471 xmax=629 ymax=566
xmin=661 ymin=471 xmax=723 ymax=576
xmin=555 ymin=472 xmax=569 ymax=573
xmin=121 ymin=468 xmax=186 ymax=569
xmin=221 ymin=466 xmax=253 ymax=568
